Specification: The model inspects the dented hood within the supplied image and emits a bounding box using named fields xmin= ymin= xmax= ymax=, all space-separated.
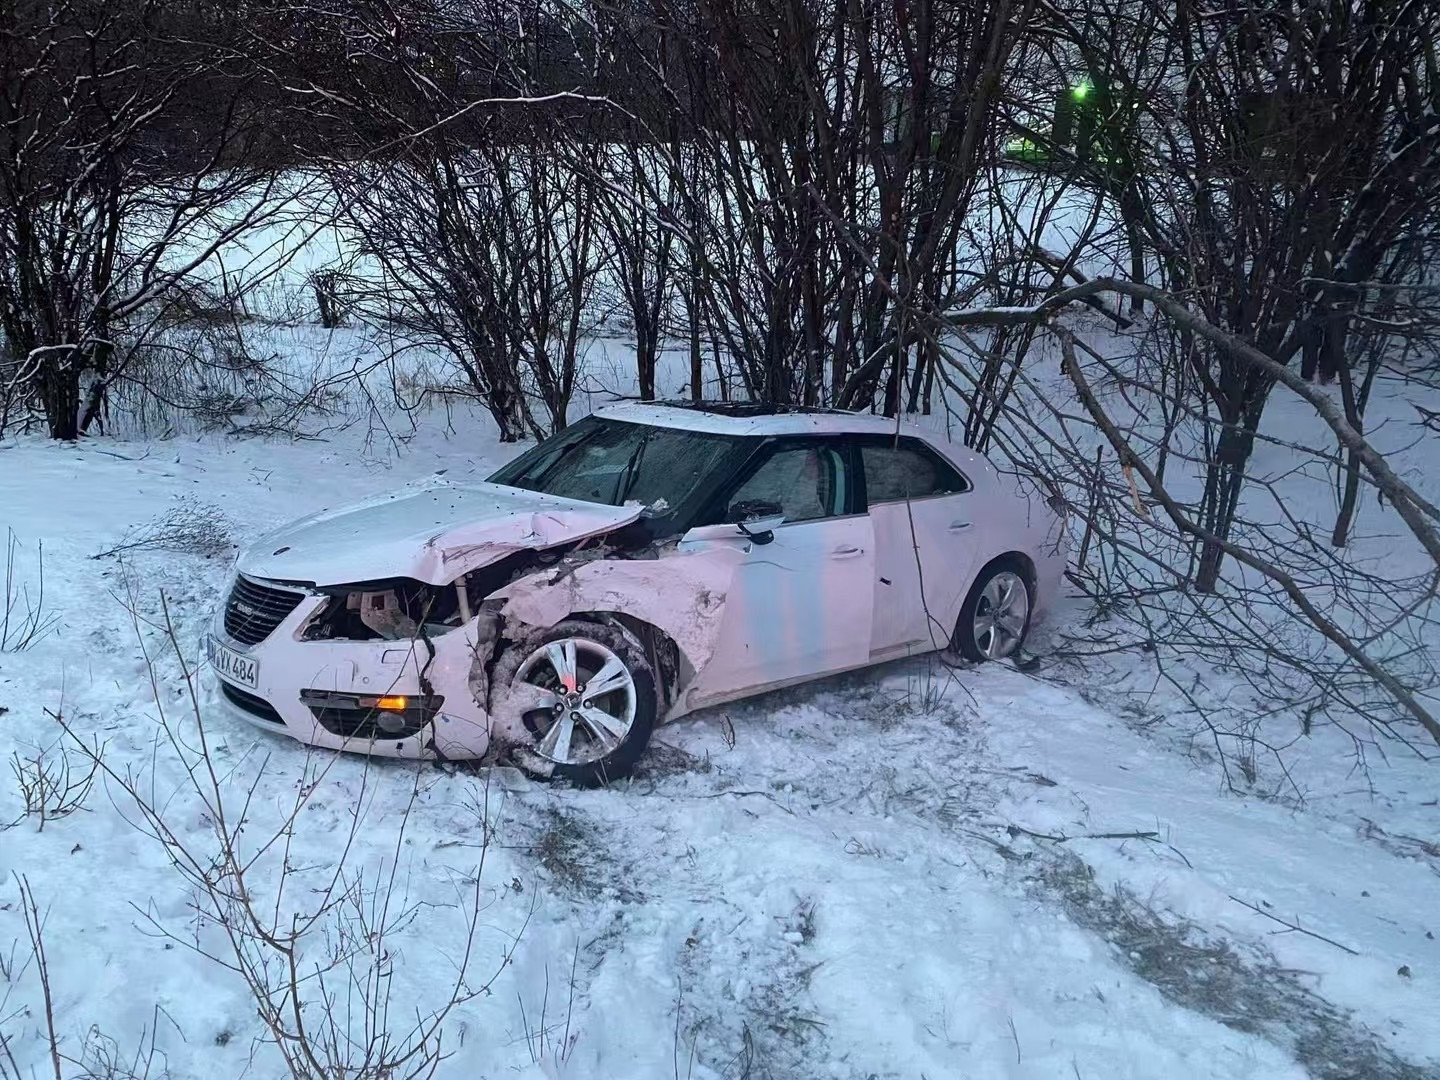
xmin=238 ymin=481 xmax=642 ymax=587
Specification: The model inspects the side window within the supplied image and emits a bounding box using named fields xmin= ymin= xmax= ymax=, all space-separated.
xmin=861 ymin=439 xmax=969 ymax=504
xmin=726 ymin=444 xmax=848 ymax=524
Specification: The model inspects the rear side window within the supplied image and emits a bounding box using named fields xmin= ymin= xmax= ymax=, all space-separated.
xmin=860 ymin=439 xmax=969 ymax=504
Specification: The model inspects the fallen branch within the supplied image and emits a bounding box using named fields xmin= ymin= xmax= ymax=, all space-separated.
xmin=1006 ymin=824 xmax=1161 ymax=843
xmin=944 ymin=277 xmax=1440 ymax=567
xmin=1028 ymin=246 xmax=1134 ymax=330
xmin=698 ymin=789 xmax=797 ymax=816
xmin=1054 ymin=326 xmax=1440 ymax=746
xmin=1228 ymin=895 xmax=1360 ymax=956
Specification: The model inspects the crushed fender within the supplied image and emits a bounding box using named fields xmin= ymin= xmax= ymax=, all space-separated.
xmin=494 ymin=546 xmax=743 ymax=677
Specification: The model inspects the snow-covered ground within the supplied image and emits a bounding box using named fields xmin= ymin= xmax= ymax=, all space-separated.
xmin=2 ymin=335 xmax=1437 ymax=1079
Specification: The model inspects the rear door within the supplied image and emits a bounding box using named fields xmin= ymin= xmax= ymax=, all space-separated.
xmin=685 ymin=437 xmax=874 ymax=700
xmin=857 ymin=435 xmax=979 ymax=657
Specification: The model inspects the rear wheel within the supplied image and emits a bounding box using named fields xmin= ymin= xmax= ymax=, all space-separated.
xmin=503 ymin=620 xmax=657 ymax=786
xmin=954 ymin=560 xmax=1032 ymax=663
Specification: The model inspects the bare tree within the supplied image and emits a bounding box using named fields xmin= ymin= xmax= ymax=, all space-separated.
xmin=287 ymin=0 xmax=616 ymax=437
xmin=333 ymin=144 xmax=543 ymax=442
xmin=0 ymin=0 xmax=298 ymax=439
xmin=941 ymin=277 xmax=1440 ymax=754
xmin=1031 ymin=0 xmax=1440 ymax=589
xmin=577 ymin=0 xmax=1041 ymax=409
xmin=593 ymin=136 xmax=679 ymax=402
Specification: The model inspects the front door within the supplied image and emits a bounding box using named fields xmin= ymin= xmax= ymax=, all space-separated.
xmin=684 ymin=439 xmax=874 ymax=701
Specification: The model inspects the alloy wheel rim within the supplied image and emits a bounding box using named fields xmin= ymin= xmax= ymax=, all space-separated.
xmin=513 ymin=637 xmax=637 ymax=765
xmin=973 ymin=571 xmax=1029 ymax=660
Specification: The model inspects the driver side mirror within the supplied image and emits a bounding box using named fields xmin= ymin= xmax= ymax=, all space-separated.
xmin=734 ymin=516 xmax=783 ymax=545
xmin=682 ymin=510 xmax=786 ymax=547
xmin=726 ymin=498 xmax=785 ymax=546
xmin=728 ymin=498 xmax=783 ymax=523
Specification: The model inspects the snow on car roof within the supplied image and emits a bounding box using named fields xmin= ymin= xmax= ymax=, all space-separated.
xmin=598 ymin=400 xmax=938 ymax=438
xmin=596 ymin=401 xmax=996 ymax=479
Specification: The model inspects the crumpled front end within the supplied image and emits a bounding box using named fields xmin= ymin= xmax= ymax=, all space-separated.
xmin=204 ymin=434 xmax=782 ymax=772
xmin=205 ymin=575 xmax=495 ymax=760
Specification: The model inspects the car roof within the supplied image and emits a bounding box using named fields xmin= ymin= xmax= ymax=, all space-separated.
xmin=601 ymin=400 xmax=925 ymax=437
xmin=595 ymin=401 xmax=994 ymax=477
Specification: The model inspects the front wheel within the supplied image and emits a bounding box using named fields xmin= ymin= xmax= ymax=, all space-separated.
xmin=500 ymin=620 xmax=657 ymax=786
xmin=954 ymin=560 xmax=1033 ymax=663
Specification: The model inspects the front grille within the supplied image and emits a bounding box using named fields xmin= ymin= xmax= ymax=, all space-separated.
xmin=220 ymin=682 xmax=286 ymax=726
xmin=223 ymin=575 xmax=305 ymax=646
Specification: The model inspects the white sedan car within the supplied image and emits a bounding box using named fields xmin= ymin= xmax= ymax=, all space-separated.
xmin=206 ymin=403 xmax=1067 ymax=784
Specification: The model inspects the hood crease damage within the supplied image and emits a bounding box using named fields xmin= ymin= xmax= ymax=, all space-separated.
xmin=243 ymin=480 xmax=644 ymax=586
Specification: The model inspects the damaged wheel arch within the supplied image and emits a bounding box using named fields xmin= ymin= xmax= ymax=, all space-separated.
xmin=486 ymin=615 xmax=662 ymax=786
xmin=487 ymin=546 xmax=742 ymax=707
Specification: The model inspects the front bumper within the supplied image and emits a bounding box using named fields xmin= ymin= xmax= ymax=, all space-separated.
xmin=203 ymin=588 xmax=492 ymax=760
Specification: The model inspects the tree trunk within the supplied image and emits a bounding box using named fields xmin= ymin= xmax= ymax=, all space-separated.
xmin=831 ymin=284 xmax=855 ymax=405
xmin=686 ymin=284 xmax=703 ymax=404
xmin=39 ymin=354 xmax=81 ymax=441
xmin=79 ymin=338 xmax=114 ymax=435
xmin=1331 ymin=317 xmax=1363 ymax=548
xmin=313 ymin=273 xmax=340 ymax=329
xmin=1300 ymin=327 xmax=1321 ymax=381
xmin=1195 ymin=419 xmax=1256 ymax=592
xmin=1318 ymin=298 xmax=1347 ymax=384
xmin=637 ymin=318 xmax=657 ymax=402
xmin=708 ymin=316 xmax=729 ymax=401
xmin=1333 ymin=446 xmax=1363 ymax=548
xmin=78 ymin=379 xmax=108 ymax=435
xmin=882 ymin=338 xmax=904 ymax=417
xmin=486 ymin=367 xmax=528 ymax=443
xmin=1119 ymin=185 xmax=1147 ymax=315
xmin=904 ymin=343 xmax=929 ymax=413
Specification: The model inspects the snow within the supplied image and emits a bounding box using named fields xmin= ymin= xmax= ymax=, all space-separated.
xmin=945 ymin=303 xmax=1046 ymax=319
xmin=987 ymin=672 xmax=1440 ymax=1069
xmin=599 ymin=400 xmax=920 ymax=437
xmin=1 ymin=351 xmax=1438 ymax=1079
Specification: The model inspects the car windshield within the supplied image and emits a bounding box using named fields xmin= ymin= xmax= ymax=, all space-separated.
xmin=487 ymin=417 xmax=744 ymax=512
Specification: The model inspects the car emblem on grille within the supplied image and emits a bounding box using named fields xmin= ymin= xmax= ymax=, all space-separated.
xmin=234 ymin=601 xmax=259 ymax=617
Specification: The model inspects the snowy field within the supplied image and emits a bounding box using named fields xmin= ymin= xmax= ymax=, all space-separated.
xmin=1 ymin=333 xmax=1438 ymax=1080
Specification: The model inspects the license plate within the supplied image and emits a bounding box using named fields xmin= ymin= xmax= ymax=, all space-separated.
xmin=208 ymin=635 xmax=259 ymax=689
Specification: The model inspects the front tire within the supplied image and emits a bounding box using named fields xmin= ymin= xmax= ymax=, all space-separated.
xmin=501 ymin=620 xmax=657 ymax=786
xmin=954 ymin=559 xmax=1033 ymax=663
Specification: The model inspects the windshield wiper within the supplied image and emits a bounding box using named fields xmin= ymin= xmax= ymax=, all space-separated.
xmin=613 ymin=432 xmax=651 ymax=506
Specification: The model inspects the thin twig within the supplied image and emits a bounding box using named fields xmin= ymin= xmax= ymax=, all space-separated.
xmin=1005 ymin=824 xmax=1161 ymax=843
xmin=1227 ymin=896 xmax=1360 ymax=956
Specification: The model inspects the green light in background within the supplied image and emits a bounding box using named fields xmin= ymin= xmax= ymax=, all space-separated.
xmin=1072 ymin=81 xmax=1091 ymax=101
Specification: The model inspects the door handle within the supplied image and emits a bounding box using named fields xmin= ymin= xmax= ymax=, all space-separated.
xmin=831 ymin=544 xmax=864 ymax=558
xmin=950 ymin=521 xmax=973 ymax=531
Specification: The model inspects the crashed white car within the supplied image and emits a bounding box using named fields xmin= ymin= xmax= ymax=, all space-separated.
xmin=206 ymin=403 xmax=1067 ymax=784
